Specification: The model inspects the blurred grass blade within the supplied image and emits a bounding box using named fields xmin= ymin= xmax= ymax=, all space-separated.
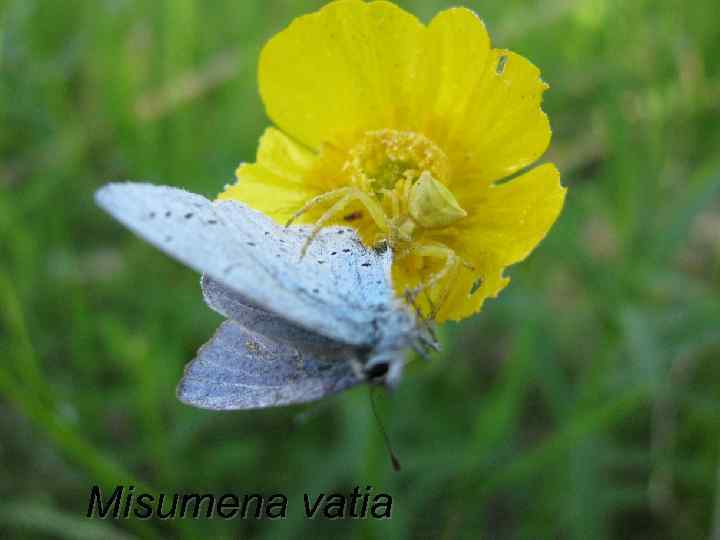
xmin=656 ymin=160 xmax=720 ymax=262
xmin=0 ymin=271 xmax=169 ymax=539
xmin=0 ymin=501 xmax=138 ymax=540
xmin=470 ymin=386 xmax=649 ymax=497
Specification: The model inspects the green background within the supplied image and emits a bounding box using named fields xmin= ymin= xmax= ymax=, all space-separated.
xmin=2 ymin=0 xmax=719 ymax=538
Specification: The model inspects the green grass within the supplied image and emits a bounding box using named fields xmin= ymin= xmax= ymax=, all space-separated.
xmin=2 ymin=0 xmax=720 ymax=538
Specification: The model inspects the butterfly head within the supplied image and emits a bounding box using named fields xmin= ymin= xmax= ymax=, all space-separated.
xmin=363 ymin=352 xmax=405 ymax=389
xmin=362 ymin=304 xmax=438 ymax=389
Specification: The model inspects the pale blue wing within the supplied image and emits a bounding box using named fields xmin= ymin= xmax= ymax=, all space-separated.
xmin=176 ymin=320 xmax=361 ymax=410
xmin=95 ymin=182 xmax=398 ymax=347
xmin=200 ymin=274 xmax=347 ymax=356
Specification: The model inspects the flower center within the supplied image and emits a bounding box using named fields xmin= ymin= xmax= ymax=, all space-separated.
xmin=335 ymin=128 xmax=467 ymax=242
xmin=344 ymin=129 xmax=450 ymax=193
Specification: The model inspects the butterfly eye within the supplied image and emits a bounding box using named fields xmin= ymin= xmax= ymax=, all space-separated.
xmin=364 ymin=360 xmax=390 ymax=381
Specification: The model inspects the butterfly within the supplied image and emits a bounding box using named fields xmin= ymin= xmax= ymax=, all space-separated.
xmin=95 ymin=183 xmax=437 ymax=410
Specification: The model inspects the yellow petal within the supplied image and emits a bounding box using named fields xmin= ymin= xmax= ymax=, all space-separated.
xmin=259 ymin=3 xmax=551 ymax=182
xmin=218 ymin=128 xmax=319 ymax=223
xmin=459 ymin=163 xmax=566 ymax=267
xmin=418 ymin=8 xmax=551 ymax=185
xmin=391 ymin=250 xmax=509 ymax=323
xmin=457 ymin=49 xmax=551 ymax=185
xmin=411 ymin=8 xmax=492 ymax=141
xmin=258 ymin=0 xmax=424 ymax=150
xmin=393 ymin=163 xmax=565 ymax=322
xmin=437 ymin=255 xmax=510 ymax=322
xmin=255 ymin=127 xmax=316 ymax=183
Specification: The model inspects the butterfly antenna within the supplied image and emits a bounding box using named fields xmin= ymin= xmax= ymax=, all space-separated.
xmin=369 ymin=387 xmax=401 ymax=472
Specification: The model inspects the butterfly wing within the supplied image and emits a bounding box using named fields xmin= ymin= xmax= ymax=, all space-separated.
xmin=95 ymin=182 xmax=398 ymax=347
xmin=200 ymin=274 xmax=347 ymax=356
xmin=176 ymin=320 xmax=361 ymax=410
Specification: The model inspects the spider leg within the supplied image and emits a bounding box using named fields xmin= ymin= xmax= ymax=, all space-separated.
xmin=400 ymin=242 xmax=477 ymax=319
xmin=299 ymin=192 xmax=354 ymax=256
xmin=410 ymin=243 xmax=458 ymax=292
xmin=379 ymin=188 xmax=401 ymax=246
xmin=402 ymin=242 xmax=462 ymax=319
xmin=285 ymin=187 xmax=353 ymax=227
xmin=297 ymin=188 xmax=390 ymax=256
xmin=350 ymin=189 xmax=389 ymax=233
xmin=401 ymin=177 xmax=412 ymax=214
xmin=380 ymin=188 xmax=400 ymax=221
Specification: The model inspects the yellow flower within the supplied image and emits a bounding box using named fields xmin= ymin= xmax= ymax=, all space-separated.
xmin=219 ymin=0 xmax=566 ymax=322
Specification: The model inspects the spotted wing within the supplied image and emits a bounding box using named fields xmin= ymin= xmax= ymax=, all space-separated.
xmin=95 ymin=182 xmax=402 ymax=347
xmin=176 ymin=320 xmax=361 ymax=410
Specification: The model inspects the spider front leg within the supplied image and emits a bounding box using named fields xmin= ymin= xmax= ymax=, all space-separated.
xmin=290 ymin=187 xmax=390 ymax=257
xmin=285 ymin=187 xmax=353 ymax=228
